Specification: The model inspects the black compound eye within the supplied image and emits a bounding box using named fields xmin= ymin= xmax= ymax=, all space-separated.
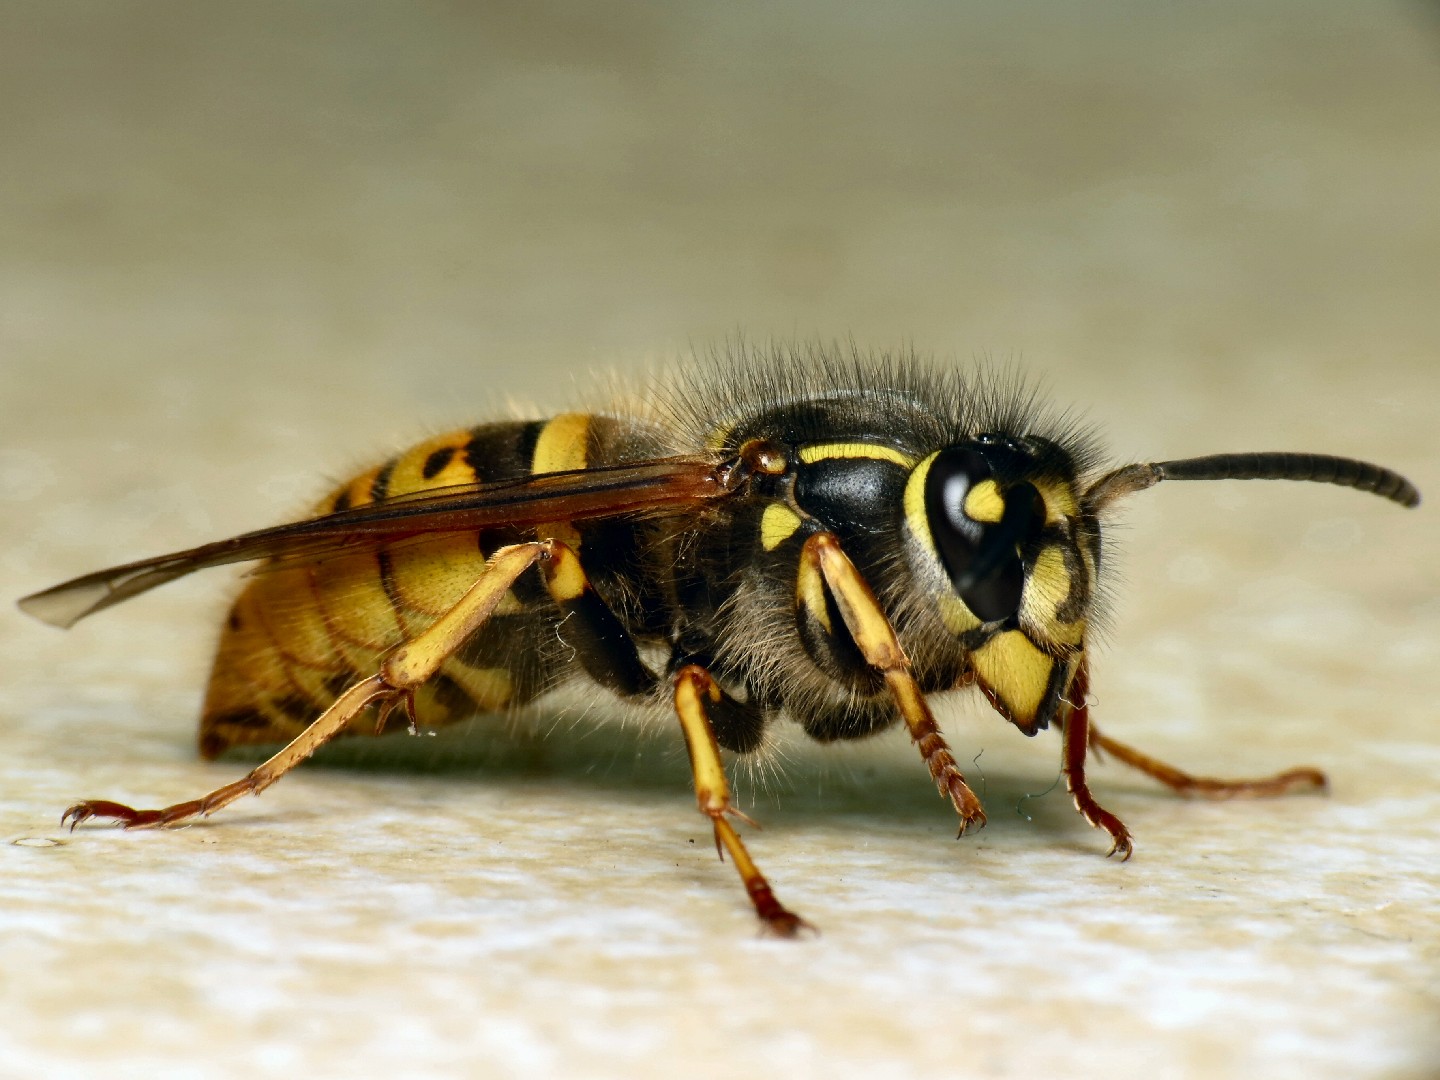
xmin=922 ymin=447 xmax=1041 ymax=623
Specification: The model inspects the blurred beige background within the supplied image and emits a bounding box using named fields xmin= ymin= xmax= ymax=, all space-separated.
xmin=2 ymin=3 xmax=1437 ymax=1079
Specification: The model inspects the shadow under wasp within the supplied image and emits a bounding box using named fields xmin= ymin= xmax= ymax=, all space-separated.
xmin=20 ymin=350 xmax=1420 ymax=935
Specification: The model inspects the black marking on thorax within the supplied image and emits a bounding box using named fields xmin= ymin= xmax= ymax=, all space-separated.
xmin=791 ymin=453 xmax=909 ymax=575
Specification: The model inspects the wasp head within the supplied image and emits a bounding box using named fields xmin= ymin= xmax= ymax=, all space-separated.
xmin=903 ymin=433 xmax=1096 ymax=734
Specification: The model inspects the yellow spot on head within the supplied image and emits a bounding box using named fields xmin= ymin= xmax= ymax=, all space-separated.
xmin=936 ymin=594 xmax=981 ymax=635
xmin=905 ymin=453 xmax=981 ymax=634
xmin=760 ymin=503 xmax=804 ymax=551
xmin=1034 ymin=479 xmax=1080 ymax=524
xmin=1025 ymin=546 xmax=1070 ymax=617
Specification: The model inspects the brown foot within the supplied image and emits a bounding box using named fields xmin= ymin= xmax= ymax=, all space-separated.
xmin=885 ymin=670 xmax=986 ymax=835
xmin=930 ymin=747 xmax=987 ymax=837
xmin=63 ymin=675 xmax=392 ymax=832
xmin=62 ymin=776 xmax=255 ymax=830
xmin=712 ymin=816 xmax=814 ymax=938
xmin=1068 ymin=787 xmax=1135 ymax=860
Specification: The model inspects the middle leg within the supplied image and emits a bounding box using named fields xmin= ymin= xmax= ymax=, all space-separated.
xmin=673 ymin=664 xmax=809 ymax=936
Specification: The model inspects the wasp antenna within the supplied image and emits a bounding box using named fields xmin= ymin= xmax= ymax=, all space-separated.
xmin=1085 ymin=452 xmax=1420 ymax=512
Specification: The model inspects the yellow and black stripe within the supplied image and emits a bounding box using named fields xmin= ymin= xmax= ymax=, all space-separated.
xmin=198 ymin=414 xmax=639 ymax=757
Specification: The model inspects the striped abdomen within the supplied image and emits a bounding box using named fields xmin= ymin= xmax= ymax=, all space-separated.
xmin=197 ymin=414 xmax=654 ymax=758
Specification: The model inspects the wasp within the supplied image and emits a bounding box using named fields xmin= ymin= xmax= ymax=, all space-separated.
xmin=20 ymin=349 xmax=1420 ymax=935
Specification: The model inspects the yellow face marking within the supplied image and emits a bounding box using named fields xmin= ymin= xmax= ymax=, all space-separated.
xmin=532 ymin=413 xmax=590 ymax=548
xmin=970 ymin=630 xmax=1055 ymax=728
xmin=936 ymin=594 xmax=981 ymax=636
xmin=795 ymin=549 xmax=833 ymax=634
xmin=963 ymin=479 xmax=1006 ymax=524
xmin=1021 ymin=546 xmax=1085 ymax=647
xmin=760 ymin=503 xmax=804 ymax=551
xmin=798 ymin=442 xmax=915 ymax=468
xmin=903 ymin=452 xmax=939 ymax=559
xmin=1025 ymin=546 xmax=1071 ymax=619
xmin=1034 ymin=479 xmax=1079 ymax=524
xmin=904 ymin=453 xmax=982 ymax=633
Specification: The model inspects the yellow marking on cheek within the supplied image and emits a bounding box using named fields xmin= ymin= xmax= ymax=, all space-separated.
xmin=963 ymin=479 xmax=1005 ymax=523
xmin=936 ymin=594 xmax=981 ymax=635
xmin=533 ymin=413 xmax=591 ymax=548
xmin=795 ymin=552 xmax=832 ymax=634
xmin=1023 ymin=546 xmax=1085 ymax=647
xmin=970 ymin=630 xmax=1055 ymax=728
xmin=798 ymin=442 xmax=915 ymax=468
xmin=1026 ymin=546 xmax=1070 ymax=616
xmin=760 ymin=503 xmax=804 ymax=551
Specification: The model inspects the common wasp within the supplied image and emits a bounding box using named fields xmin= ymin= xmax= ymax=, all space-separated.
xmin=20 ymin=348 xmax=1420 ymax=935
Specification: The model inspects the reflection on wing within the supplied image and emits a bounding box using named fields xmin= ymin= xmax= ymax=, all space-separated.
xmin=19 ymin=456 xmax=732 ymax=629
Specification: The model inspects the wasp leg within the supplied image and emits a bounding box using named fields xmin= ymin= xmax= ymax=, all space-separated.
xmin=803 ymin=532 xmax=986 ymax=835
xmin=546 ymin=547 xmax=803 ymax=931
xmin=1087 ymin=725 xmax=1327 ymax=799
xmin=539 ymin=541 xmax=656 ymax=697
xmin=1060 ymin=664 xmax=1133 ymax=859
xmin=674 ymin=664 xmax=810 ymax=937
xmin=64 ymin=541 xmax=555 ymax=830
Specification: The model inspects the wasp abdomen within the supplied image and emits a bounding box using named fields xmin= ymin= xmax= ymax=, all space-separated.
xmin=197 ymin=414 xmax=655 ymax=758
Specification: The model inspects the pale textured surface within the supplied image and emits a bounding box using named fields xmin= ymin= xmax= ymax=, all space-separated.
xmin=2 ymin=4 xmax=1438 ymax=1079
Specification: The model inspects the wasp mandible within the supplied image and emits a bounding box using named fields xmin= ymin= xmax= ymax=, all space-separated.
xmin=21 ymin=350 xmax=1420 ymax=935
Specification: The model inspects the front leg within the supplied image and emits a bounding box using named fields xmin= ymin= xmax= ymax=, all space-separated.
xmin=801 ymin=532 xmax=986 ymax=835
xmin=1060 ymin=664 xmax=1134 ymax=859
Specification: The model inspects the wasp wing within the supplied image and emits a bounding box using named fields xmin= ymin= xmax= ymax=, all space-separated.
xmin=19 ymin=456 xmax=732 ymax=629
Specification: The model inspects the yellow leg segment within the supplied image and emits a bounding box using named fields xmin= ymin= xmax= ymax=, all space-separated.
xmin=804 ymin=532 xmax=986 ymax=834
xmin=674 ymin=664 xmax=810 ymax=937
xmin=64 ymin=541 xmax=557 ymax=830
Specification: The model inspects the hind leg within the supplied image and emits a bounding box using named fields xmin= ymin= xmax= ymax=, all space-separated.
xmin=64 ymin=541 xmax=554 ymax=830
